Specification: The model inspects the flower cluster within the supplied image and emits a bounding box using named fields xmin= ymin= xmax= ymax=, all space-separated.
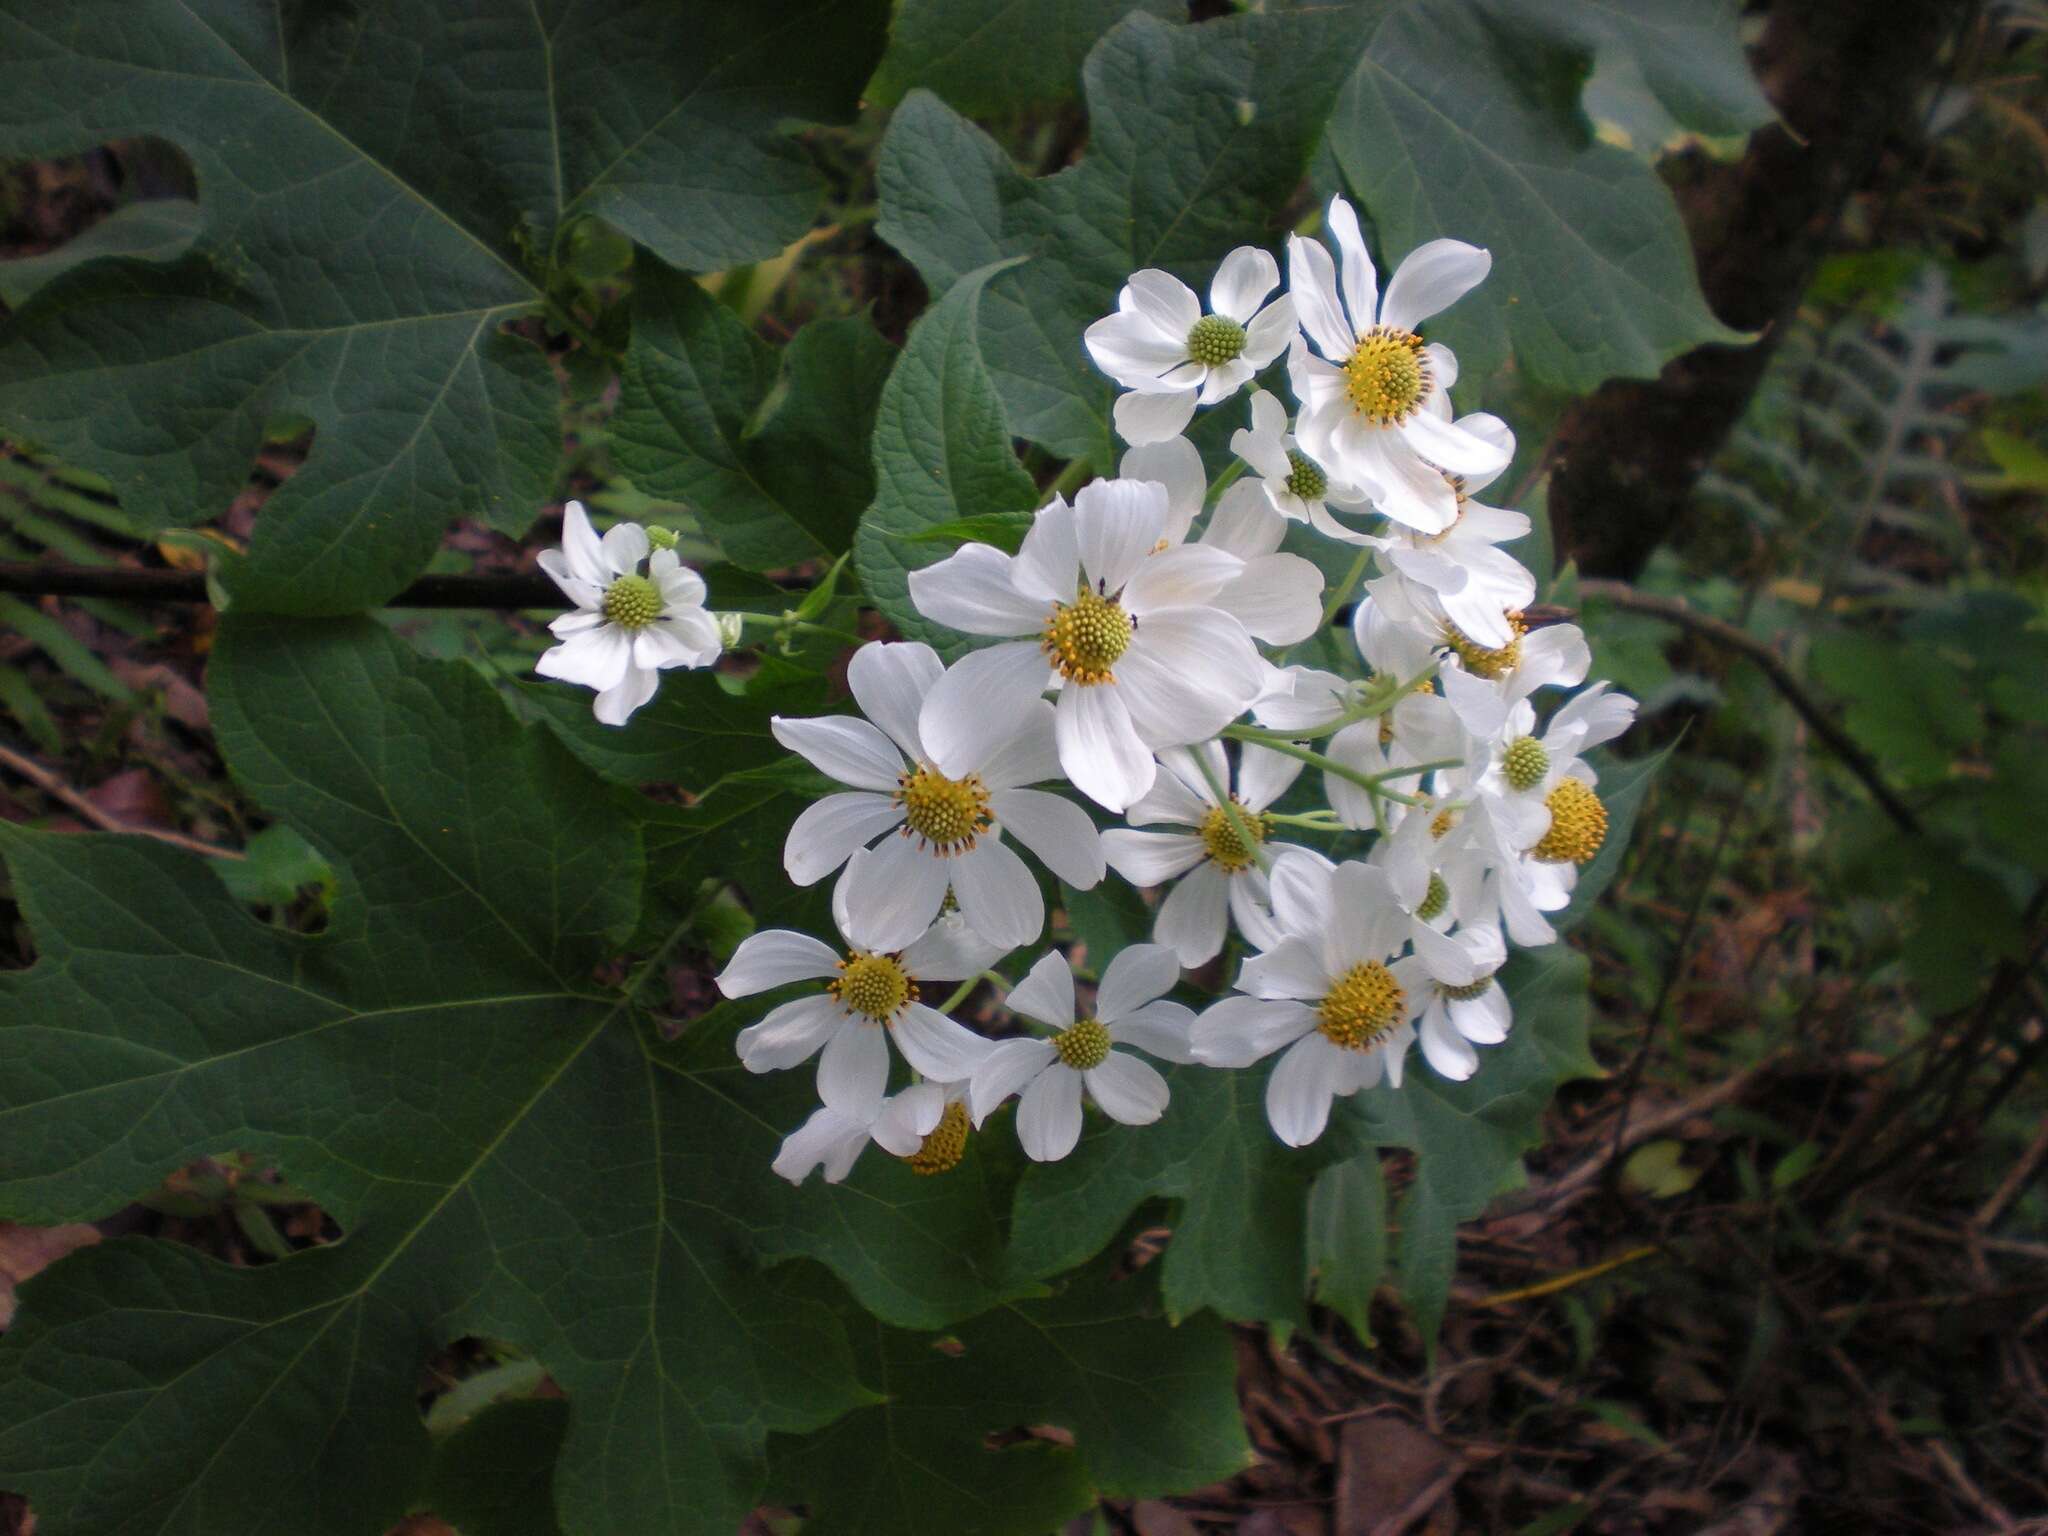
xmin=538 ymin=197 xmax=1637 ymax=1181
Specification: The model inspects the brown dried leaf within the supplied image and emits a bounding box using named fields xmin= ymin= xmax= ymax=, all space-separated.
xmin=0 ymin=1221 xmax=101 ymax=1328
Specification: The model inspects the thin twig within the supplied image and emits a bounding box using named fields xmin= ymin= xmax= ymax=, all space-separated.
xmin=0 ymin=743 xmax=243 ymax=860
xmin=1977 ymin=1116 xmax=2048 ymax=1233
xmin=1575 ymin=579 xmax=1922 ymax=836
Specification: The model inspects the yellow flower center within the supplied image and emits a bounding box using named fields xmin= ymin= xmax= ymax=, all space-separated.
xmin=905 ymin=1101 xmax=971 ymax=1175
xmin=1186 ymin=313 xmax=1248 ymax=366
xmin=1042 ymin=587 xmax=1133 ymax=684
xmin=1531 ymin=779 xmax=1608 ymax=865
xmin=1443 ymin=612 xmax=1527 ymax=679
xmin=895 ymin=765 xmax=992 ymax=854
xmin=601 ymin=573 xmax=662 ymax=631
xmin=1053 ymin=1017 xmax=1112 ymax=1071
xmin=1343 ymin=325 xmax=1428 ymax=423
xmin=1503 ymin=735 xmax=1549 ymax=792
xmin=829 ymin=952 xmax=916 ymax=1022
xmin=1198 ymin=798 xmax=1271 ymax=874
xmin=1428 ymin=803 xmax=1458 ymax=840
xmin=1317 ymin=961 xmax=1406 ymax=1051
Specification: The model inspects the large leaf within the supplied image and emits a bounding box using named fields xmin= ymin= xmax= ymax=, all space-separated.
xmin=866 ymin=0 xmax=1182 ymax=115
xmin=0 ymin=618 xmax=1033 ymax=1536
xmin=1324 ymin=0 xmax=1765 ymax=393
xmin=0 ymin=1 xmax=886 ymax=612
xmin=612 ymin=257 xmax=898 ymax=570
xmin=876 ymin=10 xmax=1359 ymax=462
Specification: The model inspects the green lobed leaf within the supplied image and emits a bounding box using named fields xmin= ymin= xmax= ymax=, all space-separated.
xmin=612 ymin=256 xmax=898 ymax=570
xmin=1324 ymin=0 xmax=1764 ymax=394
xmin=0 ymin=1 xmax=886 ymax=612
xmin=866 ymin=0 xmax=1182 ymax=115
xmin=876 ymin=10 xmax=1360 ymax=461
xmin=0 ymin=196 xmax=201 ymax=308
xmin=1306 ymin=1152 xmax=1388 ymax=1344
xmin=0 ymin=617 xmax=1037 ymax=1536
xmin=855 ymin=258 xmax=1040 ymax=656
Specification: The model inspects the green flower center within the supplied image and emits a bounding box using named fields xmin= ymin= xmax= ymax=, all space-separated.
xmin=1343 ymin=325 xmax=1427 ymax=423
xmin=906 ymin=1101 xmax=971 ymax=1175
xmin=895 ymin=766 xmax=991 ymax=854
xmin=1198 ymin=799 xmax=1270 ymax=874
xmin=1042 ymin=588 xmax=1133 ymax=683
xmin=1317 ymin=961 xmax=1406 ymax=1051
xmin=830 ymin=952 xmax=915 ymax=1021
xmin=601 ymin=573 xmax=662 ymax=631
xmin=1415 ymin=873 xmax=1450 ymax=923
xmin=1531 ymin=779 xmax=1608 ymax=866
xmin=1503 ymin=735 xmax=1549 ymax=793
xmin=1186 ymin=313 xmax=1248 ymax=367
xmin=1283 ymin=450 xmax=1328 ymax=502
xmin=1053 ymin=1017 xmax=1112 ymax=1071
xmin=1438 ymin=975 xmax=1495 ymax=1002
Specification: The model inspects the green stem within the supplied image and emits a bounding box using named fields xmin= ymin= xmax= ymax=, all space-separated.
xmin=1184 ymin=744 xmax=1271 ymax=874
xmin=1275 ymin=543 xmax=1373 ymax=666
xmin=1203 ymin=458 xmax=1248 ymax=507
xmin=727 ymin=611 xmax=864 ymax=647
xmin=1218 ymin=728 xmax=1430 ymax=808
xmin=1044 ymin=456 xmax=1095 ymax=504
xmin=937 ymin=969 xmax=1010 ymax=1014
xmin=1228 ymin=662 xmax=1442 ymax=746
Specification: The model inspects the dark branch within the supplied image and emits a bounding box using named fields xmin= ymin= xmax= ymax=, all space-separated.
xmin=0 ymin=561 xmax=560 ymax=609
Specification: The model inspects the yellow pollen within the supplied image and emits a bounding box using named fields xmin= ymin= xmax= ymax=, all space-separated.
xmin=1198 ymin=799 xmax=1271 ymax=873
xmin=1428 ymin=804 xmax=1458 ymax=840
xmin=1042 ymin=587 xmax=1133 ymax=684
xmin=600 ymin=573 xmax=662 ymax=631
xmin=829 ymin=952 xmax=915 ymax=1022
xmin=1053 ymin=1017 xmax=1112 ymax=1071
xmin=1443 ymin=612 xmax=1527 ymax=679
xmin=1531 ymin=779 xmax=1607 ymax=865
xmin=1317 ymin=962 xmax=1406 ymax=1051
xmin=1343 ymin=325 xmax=1428 ymax=423
xmin=895 ymin=765 xmax=992 ymax=853
xmin=906 ymin=1101 xmax=970 ymax=1175
xmin=1439 ymin=975 xmax=1495 ymax=1002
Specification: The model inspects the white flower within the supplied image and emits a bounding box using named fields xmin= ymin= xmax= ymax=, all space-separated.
xmin=719 ymin=909 xmax=1000 ymax=1121
xmin=1191 ymin=855 xmax=1427 ymax=1147
xmin=1322 ymin=685 xmax=1464 ymax=831
xmin=1286 ymin=196 xmax=1508 ymax=533
xmin=1085 ymin=249 xmax=1298 ymax=446
xmin=1229 ymin=384 xmax=1377 ymax=544
xmin=771 ymin=1081 xmax=971 ymax=1186
xmin=535 ymin=500 xmax=722 ymax=724
xmin=1406 ymin=924 xmax=1513 ymax=1082
xmin=1119 ymin=435 xmax=1326 ymax=645
xmin=1101 ymin=742 xmax=1299 ymax=967
xmin=969 ymin=944 xmax=1197 ymax=1162
xmin=1250 ymin=663 xmax=1355 ymax=733
xmin=1436 ymin=619 xmax=1596 ymax=740
xmin=907 ymin=478 xmax=1266 ymax=813
xmin=773 ymin=640 xmax=1104 ymax=952
xmin=1456 ymin=682 xmax=1638 ymax=810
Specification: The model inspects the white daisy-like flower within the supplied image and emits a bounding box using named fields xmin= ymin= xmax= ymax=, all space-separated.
xmin=907 ymin=478 xmax=1267 ymax=813
xmin=1435 ymin=617 xmax=1596 ymax=740
xmin=1405 ymin=923 xmax=1513 ymax=1081
xmin=1457 ymin=683 xmax=1638 ymax=812
xmin=1230 ymin=382 xmax=1377 ymax=544
xmin=1249 ymin=662 xmax=1356 ymax=733
xmin=1101 ymin=742 xmax=1300 ymax=967
xmin=1286 ymin=196 xmax=1508 ymax=533
xmin=1191 ymin=855 xmax=1427 ymax=1147
xmin=535 ymin=500 xmax=723 ymax=724
xmin=1119 ymin=435 xmax=1326 ymax=645
xmin=771 ymin=1080 xmax=974 ymax=1186
xmin=719 ymin=908 xmax=1001 ymax=1121
xmin=1322 ymin=685 xmax=1464 ymax=831
xmin=968 ymin=944 xmax=1197 ymax=1162
xmin=1085 ymin=249 xmax=1298 ymax=446
xmin=774 ymin=640 xmax=1104 ymax=952
xmin=1461 ymin=726 xmax=1617 ymax=952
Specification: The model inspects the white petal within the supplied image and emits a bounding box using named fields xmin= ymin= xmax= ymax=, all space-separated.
xmin=1400 ymin=407 xmax=1513 ymax=478
xmin=873 ymin=1083 xmax=948 ymax=1155
xmin=1113 ymin=385 xmax=1199 ymax=446
xmin=1353 ymin=427 xmax=1460 ymax=534
xmin=1227 ymin=867 xmax=1284 ymax=953
xmin=1190 ymin=995 xmax=1316 ymax=1066
xmin=772 ymin=1106 xmax=873 ymax=1185
xmin=1418 ymin=1015 xmax=1479 ymax=1081
xmin=908 ymin=543 xmax=1046 ymax=637
xmin=1012 ymin=496 xmax=1080 ymax=604
xmin=1086 ymin=309 xmax=1194 ymax=383
xmin=1239 ymin=934 xmax=1331 ymax=1001
xmin=592 ymin=664 xmax=660 ymax=726
xmin=771 ymin=714 xmax=905 ymax=792
xmin=1154 ymin=861 xmax=1231 ymax=967
xmin=1073 ymin=477 xmax=1169 ymax=595
xmin=848 ymin=641 xmax=943 ymax=761
xmin=650 ymin=610 xmax=723 ymax=667
xmin=1107 ymin=999 xmax=1198 ymax=1063
xmin=1324 ymin=862 xmax=1408 ymax=972
xmin=783 ymin=793 xmax=902 ymax=886
xmin=1327 ymin=196 xmax=1382 ymax=333
xmin=538 ymin=548 xmax=602 ymax=610
xmin=1379 ymin=239 xmax=1491 ymax=333
xmin=1113 ymin=610 xmax=1264 ymax=748
xmin=653 ymin=553 xmax=706 ymax=609
xmin=1266 ymin=1034 xmax=1340 ymax=1146
xmin=736 ymin=994 xmax=844 ymax=1071
xmin=837 ymin=831 xmax=951 ymax=949
xmin=1450 ymin=984 xmax=1512 ymax=1045
xmin=1266 ymin=847 xmax=1336 ymax=937
xmin=630 ymin=624 xmax=700 ymax=672
xmin=1125 ymin=269 xmax=1202 ymax=337
xmin=1425 ymin=344 xmax=1461 ymax=395
xmin=1286 ymin=232 xmax=1354 ymax=361
xmin=1219 ymin=553 xmax=1325 ymax=645
xmin=1412 ymin=920 xmax=1482 ymax=986
xmin=920 ymin=643 xmax=1055 ymax=780
xmin=949 ymin=836 xmax=1045 ymax=950
xmin=1210 ymin=245 xmax=1280 ymax=323
xmin=1120 ymin=435 xmax=1208 ymax=543
xmin=1055 ymin=684 xmax=1157 ymax=812
xmin=1085 ymin=1051 xmax=1170 ymax=1126
xmin=1203 ymin=479 xmax=1287 ymax=560
xmin=1241 ymin=295 xmax=1299 ymax=368
xmin=899 ymin=912 xmax=1007 ymax=983
xmin=1122 ymin=543 xmax=1241 ymax=615
xmin=559 ymin=500 xmax=609 ymax=588
xmin=1007 ymin=947 xmax=1078 ymax=1030
xmin=1017 ymin=1065 xmax=1086 ymax=1161
xmin=1102 ymin=830 xmax=1208 ymax=887
xmin=990 ymin=788 xmax=1104 ymax=889
xmin=1237 ymin=743 xmax=1304 ymax=812
xmin=970 ymin=1036 xmax=1058 ymax=1125
xmin=1123 ymin=756 xmax=1213 ymax=827
xmin=892 ymin=1003 xmax=994 ymax=1084
xmin=601 ymin=520 xmax=650 ymax=577
xmin=717 ymin=930 xmax=842 ymax=997
xmin=1096 ymin=942 xmax=1181 ymax=1023
xmin=1232 ymin=390 xmax=1296 ymax=483
xmin=536 ymin=625 xmax=632 ymax=692
xmin=975 ymin=699 xmax=1064 ymax=790
xmin=817 ymin=1017 xmax=889 ymax=1118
